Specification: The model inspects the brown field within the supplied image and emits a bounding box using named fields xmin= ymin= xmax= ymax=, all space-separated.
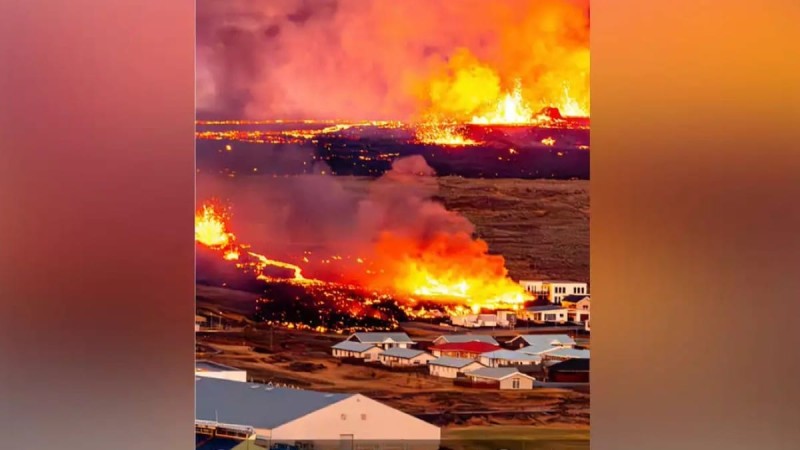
xmin=436 ymin=177 xmax=589 ymax=283
xmin=196 ymin=325 xmax=589 ymax=428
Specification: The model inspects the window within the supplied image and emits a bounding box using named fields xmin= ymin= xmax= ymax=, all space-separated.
xmin=545 ymin=314 xmax=556 ymax=321
xmin=512 ymin=378 xmax=520 ymax=389
xmin=341 ymin=414 xmax=347 ymax=420
xmin=361 ymin=413 xmax=367 ymax=421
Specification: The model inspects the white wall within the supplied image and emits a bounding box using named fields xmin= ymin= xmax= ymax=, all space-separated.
xmin=195 ymin=370 xmax=248 ymax=383
xmin=429 ymin=362 xmax=483 ymax=379
xmin=499 ymin=374 xmax=534 ymax=390
xmin=271 ymin=394 xmax=440 ymax=446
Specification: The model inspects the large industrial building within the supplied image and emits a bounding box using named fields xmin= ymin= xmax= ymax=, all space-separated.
xmin=196 ymin=377 xmax=440 ymax=449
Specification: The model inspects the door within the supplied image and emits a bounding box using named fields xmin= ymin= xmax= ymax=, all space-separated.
xmin=340 ymin=434 xmax=354 ymax=450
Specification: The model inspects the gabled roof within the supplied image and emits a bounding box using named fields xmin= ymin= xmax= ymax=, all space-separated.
xmin=331 ymin=341 xmax=379 ymax=353
xmin=348 ymin=332 xmax=414 ymax=344
xmin=195 ymin=360 xmax=243 ymax=373
xmin=379 ymin=347 xmax=429 ymax=359
xmin=435 ymin=334 xmax=499 ymax=345
xmin=518 ymin=344 xmax=563 ymax=355
xmin=544 ymin=348 xmax=590 ymax=359
xmin=480 ymin=349 xmax=542 ymax=362
xmin=509 ymin=334 xmax=576 ymax=347
xmin=526 ymin=304 xmax=569 ymax=312
xmin=561 ymin=295 xmax=590 ymax=303
xmin=466 ymin=367 xmax=535 ymax=381
xmin=195 ymin=377 xmax=352 ymax=430
xmin=548 ymin=358 xmax=590 ymax=372
xmin=429 ymin=357 xmax=484 ymax=369
xmin=430 ymin=341 xmax=501 ymax=354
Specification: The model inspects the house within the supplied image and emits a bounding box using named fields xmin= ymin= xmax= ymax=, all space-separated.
xmin=478 ymin=349 xmax=542 ymax=368
xmin=541 ymin=347 xmax=590 ymax=365
xmin=450 ymin=313 xmax=504 ymax=328
xmin=518 ymin=280 xmax=588 ymax=304
xmin=432 ymin=334 xmax=499 ymax=346
xmin=378 ymin=348 xmax=435 ymax=367
xmin=507 ymin=334 xmax=576 ymax=350
xmin=428 ymin=357 xmax=485 ymax=379
xmin=462 ymin=367 xmax=536 ymax=390
xmin=345 ymin=332 xmax=415 ymax=349
xmin=547 ymin=358 xmax=590 ymax=383
xmin=196 ymin=377 xmax=441 ymax=448
xmin=331 ymin=341 xmax=382 ymax=361
xmin=429 ymin=341 xmax=501 ymax=359
xmin=561 ymin=295 xmax=591 ymax=324
xmin=195 ymin=360 xmax=248 ymax=383
xmin=520 ymin=304 xmax=571 ymax=324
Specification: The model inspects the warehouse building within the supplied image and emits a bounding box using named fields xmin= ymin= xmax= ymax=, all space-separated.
xmin=196 ymin=377 xmax=440 ymax=449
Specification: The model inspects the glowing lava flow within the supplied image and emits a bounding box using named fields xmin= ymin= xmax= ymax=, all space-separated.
xmin=194 ymin=201 xmax=310 ymax=283
xmin=470 ymin=79 xmax=534 ymax=125
xmin=367 ymin=232 xmax=530 ymax=313
xmin=414 ymin=121 xmax=477 ymax=146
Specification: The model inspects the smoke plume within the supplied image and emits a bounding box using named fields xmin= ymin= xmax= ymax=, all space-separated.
xmin=197 ymin=0 xmax=590 ymax=120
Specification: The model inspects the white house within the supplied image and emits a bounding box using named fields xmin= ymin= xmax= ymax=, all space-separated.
xmin=196 ymin=377 xmax=441 ymax=448
xmin=518 ymin=280 xmax=588 ymax=303
xmin=331 ymin=341 xmax=382 ymax=361
xmin=378 ymin=348 xmax=435 ymax=367
xmin=561 ymin=295 xmax=591 ymax=324
xmin=450 ymin=313 xmax=505 ymax=328
xmin=195 ymin=360 xmax=248 ymax=383
xmin=508 ymin=334 xmax=576 ymax=350
xmin=345 ymin=332 xmax=415 ymax=349
xmin=478 ymin=349 xmax=542 ymax=368
xmin=463 ymin=367 xmax=536 ymax=390
xmin=432 ymin=334 xmax=499 ymax=346
xmin=428 ymin=357 xmax=485 ymax=379
xmin=521 ymin=305 xmax=571 ymax=324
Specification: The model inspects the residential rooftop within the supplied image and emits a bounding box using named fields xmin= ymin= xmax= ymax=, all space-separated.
xmin=430 ymin=341 xmax=501 ymax=353
xmin=435 ymin=334 xmax=499 ymax=345
xmin=545 ymin=348 xmax=591 ymax=359
xmin=331 ymin=341 xmax=378 ymax=353
xmin=511 ymin=334 xmax=576 ymax=347
xmin=380 ymin=347 xmax=428 ymax=359
xmin=466 ymin=367 xmax=534 ymax=381
xmin=429 ymin=357 xmax=483 ymax=369
xmin=480 ymin=349 xmax=542 ymax=362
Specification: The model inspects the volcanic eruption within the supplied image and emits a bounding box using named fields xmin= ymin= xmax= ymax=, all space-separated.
xmin=195 ymin=156 xmax=532 ymax=329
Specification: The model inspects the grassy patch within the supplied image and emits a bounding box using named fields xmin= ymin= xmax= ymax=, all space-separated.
xmin=442 ymin=425 xmax=589 ymax=450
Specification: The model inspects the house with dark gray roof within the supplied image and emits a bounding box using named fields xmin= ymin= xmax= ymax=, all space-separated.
xmin=195 ymin=377 xmax=440 ymax=446
xmin=346 ymin=332 xmax=415 ymax=349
